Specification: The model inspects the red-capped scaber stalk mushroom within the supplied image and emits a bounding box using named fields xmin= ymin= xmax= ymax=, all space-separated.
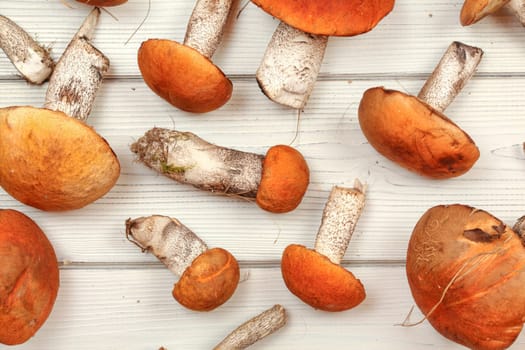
xmin=0 ymin=8 xmax=120 ymax=211
xmin=130 ymin=128 xmax=309 ymax=213
xmin=0 ymin=14 xmax=54 ymax=84
xmin=137 ymin=0 xmax=235 ymax=113
xmin=358 ymin=41 xmax=482 ymax=179
xmin=406 ymin=204 xmax=525 ymax=350
xmin=460 ymin=0 xmax=525 ymax=26
xmin=281 ymin=180 xmax=366 ymax=311
xmin=251 ymin=0 xmax=395 ymax=109
xmin=126 ymin=215 xmax=240 ymax=311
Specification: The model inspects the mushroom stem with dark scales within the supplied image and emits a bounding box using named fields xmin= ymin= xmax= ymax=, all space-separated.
xmin=213 ymin=304 xmax=287 ymax=349
xmin=131 ymin=128 xmax=309 ymax=213
xmin=460 ymin=0 xmax=525 ymax=26
xmin=0 ymin=15 xmax=54 ymax=84
xmin=126 ymin=215 xmax=240 ymax=311
xmin=281 ymin=180 xmax=366 ymax=311
xmin=358 ymin=41 xmax=482 ymax=179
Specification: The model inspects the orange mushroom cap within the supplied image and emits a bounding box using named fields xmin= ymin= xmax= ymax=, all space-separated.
xmin=358 ymin=87 xmax=479 ymax=179
xmin=256 ymin=145 xmax=309 ymax=213
xmin=75 ymin=0 xmax=128 ymax=6
xmin=250 ymin=0 xmax=395 ymax=36
xmin=173 ymin=247 xmax=240 ymax=311
xmin=0 ymin=106 xmax=120 ymax=211
xmin=0 ymin=209 xmax=59 ymax=345
xmin=138 ymin=39 xmax=233 ymax=113
xmin=281 ymin=244 xmax=365 ymax=312
xmin=460 ymin=0 xmax=509 ymax=25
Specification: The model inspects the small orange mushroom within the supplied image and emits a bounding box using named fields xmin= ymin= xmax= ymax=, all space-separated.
xmin=460 ymin=0 xmax=525 ymax=26
xmin=0 ymin=209 xmax=59 ymax=345
xmin=126 ymin=215 xmax=240 ymax=311
xmin=281 ymin=181 xmax=366 ymax=311
xmin=131 ymin=128 xmax=309 ymax=213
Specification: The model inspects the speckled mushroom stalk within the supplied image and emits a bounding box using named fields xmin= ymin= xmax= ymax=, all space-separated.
xmin=126 ymin=215 xmax=240 ymax=311
xmin=461 ymin=0 xmax=525 ymax=26
xmin=213 ymin=304 xmax=287 ymax=350
xmin=131 ymin=128 xmax=309 ymax=213
xmin=0 ymin=15 xmax=54 ymax=84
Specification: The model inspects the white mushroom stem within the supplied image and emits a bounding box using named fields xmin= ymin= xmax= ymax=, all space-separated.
xmin=417 ymin=41 xmax=483 ymax=113
xmin=513 ymin=215 xmax=525 ymax=239
xmin=130 ymin=128 xmax=264 ymax=198
xmin=314 ymin=180 xmax=366 ymax=265
xmin=125 ymin=215 xmax=208 ymax=277
xmin=256 ymin=22 xmax=328 ymax=110
xmin=213 ymin=304 xmax=287 ymax=350
xmin=0 ymin=15 xmax=54 ymax=84
xmin=44 ymin=7 xmax=109 ymax=122
xmin=508 ymin=0 xmax=525 ymax=25
xmin=183 ymin=0 xmax=235 ymax=58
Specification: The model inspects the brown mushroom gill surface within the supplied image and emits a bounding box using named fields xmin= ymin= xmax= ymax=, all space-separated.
xmin=358 ymin=87 xmax=479 ymax=179
xmin=406 ymin=204 xmax=525 ymax=350
xmin=460 ymin=0 xmax=510 ymax=25
xmin=0 ymin=209 xmax=59 ymax=345
xmin=0 ymin=106 xmax=120 ymax=211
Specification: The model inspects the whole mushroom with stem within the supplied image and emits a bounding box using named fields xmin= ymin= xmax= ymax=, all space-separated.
xmin=460 ymin=0 xmax=525 ymax=26
xmin=281 ymin=180 xmax=366 ymax=311
xmin=358 ymin=41 xmax=482 ymax=179
xmin=406 ymin=204 xmax=525 ymax=350
xmin=251 ymin=0 xmax=395 ymax=109
xmin=126 ymin=215 xmax=240 ymax=311
xmin=137 ymin=0 xmax=235 ymax=113
xmin=0 ymin=8 xmax=120 ymax=211
xmin=131 ymin=128 xmax=309 ymax=213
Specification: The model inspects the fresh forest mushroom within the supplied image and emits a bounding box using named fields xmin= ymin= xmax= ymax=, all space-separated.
xmin=251 ymin=0 xmax=395 ymax=109
xmin=406 ymin=204 xmax=525 ymax=350
xmin=0 ymin=8 xmax=120 ymax=211
xmin=0 ymin=15 xmax=54 ymax=84
xmin=460 ymin=0 xmax=525 ymax=26
xmin=358 ymin=41 xmax=482 ymax=179
xmin=137 ymin=0 xmax=235 ymax=113
xmin=281 ymin=181 xmax=366 ymax=311
xmin=126 ymin=215 xmax=240 ymax=311
xmin=213 ymin=304 xmax=287 ymax=349
xmin=75 ymin=0 xmax=128 ymax=6
xmin=0 ymin=209 xmax=59 ymax=345
xmin=131 ymin=128 xmax=309 ymax=213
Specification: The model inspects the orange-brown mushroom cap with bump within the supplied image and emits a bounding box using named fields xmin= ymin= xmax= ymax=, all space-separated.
xmin=250 ymin=0 xmax=395 ymax=36
xmin=138 ymin=39 xmax=233 ymax=113
xmin=281 ymin=244 xmax=366 ymax=312
xmin=256 ymin=145 xmax=309 ymax=213
xmin=173 ymin=247 xmax=240 ymax=311
xmin=460 ymin=0 xmax=509 ymax=25
xmin=0 ymin=106 xmax=120 ymax=211
xmin=358 ymin=87 xmax=479 ymax=179
xmin=75 ymin=0 xmax=128 ymax=6
xmin=0 ymin=209 xmax=59 ymax=345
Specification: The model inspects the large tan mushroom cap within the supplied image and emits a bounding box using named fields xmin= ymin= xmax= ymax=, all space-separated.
xmin=460 ymin=0 xmax=510 ymax=25
xmin=75 ymin=0 xmax=128 ymax=6
xmin=138 ymin=39 xmax=233 ymax=113
xmin=0 ymin=209 xmax=59 ymax=345
xmin=0 ymin=106 xmax=120 ymax=211
xmin=250 ymin=0 xmax=395 ymax=36
xmin=358 ymin=87 xmax=479 ymax=179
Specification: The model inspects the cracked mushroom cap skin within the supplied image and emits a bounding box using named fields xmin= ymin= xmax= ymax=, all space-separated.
xmin=0 ymin=209 xmax=59 ymax=345
xmin=281 ymin=244 xmax=366 ymax=312
xmin=460 ymin=0 xmax=509 ymax=25
xmin=75 ymin=0 xmax=128 ymax=5
xmin=406 ymin=204 xmax=525 ymax=350
xmin=250 ymin=0 xmax=395 ymax=36
xmin=138 ymin=39 xmax=233 ymax=113
xmin=173 ymin=247 xmax=240 ymax=311
xmin=256 ymin=145 xmax=310 ymax=213
xmin=358 ymin=87 xmax=479 ymax=179
xmin=0 ymin=106 xmax=120 ymax=211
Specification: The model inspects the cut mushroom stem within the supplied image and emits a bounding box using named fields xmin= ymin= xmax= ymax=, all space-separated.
xmin=44 ymin=7 xmax=109 ymax=122
xmin=184 ymin=0 xmax=235 ymax=58
xmin=314 ymin=180 xmax=366 ymax=265
xmin=508 ymin=0 xmax=525 ymax=25
xmin=213 ymin=304 xmax=287 ymax=350
xmin=256 ymin=22 xmax=328 ymax=110
xmin=0 ymin=15 xmax=54 ymax=84
xmin=417 ymin=41 xmax=483 ymax=113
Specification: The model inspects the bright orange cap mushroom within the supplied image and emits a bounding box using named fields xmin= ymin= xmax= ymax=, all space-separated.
xmin=250 ymin=0 xmax=395 ymax=36
xmin=256 ymin=145 xmax=310 ymax=213
xmin=460 ymin=0 xmax=509 ymax=25
xmin=0 ymin=209 xmax=59 ymax=345
xmin=75 ymin=0 xmax=128 ymax=6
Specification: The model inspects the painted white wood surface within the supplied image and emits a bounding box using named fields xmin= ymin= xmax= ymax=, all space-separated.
xmin=0 ymin=0 xmax=524 ymax=349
